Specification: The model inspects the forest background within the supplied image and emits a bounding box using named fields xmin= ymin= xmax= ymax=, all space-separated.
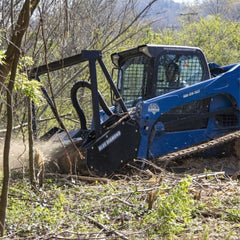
xmin=0 ymin=0 xmax=240 ymax=239
xmin=1 ymin=0 xmax=240 ymax=136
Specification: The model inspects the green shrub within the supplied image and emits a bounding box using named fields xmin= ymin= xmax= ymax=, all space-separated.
xmin=143 ymin=177 xmax=195 ymax=238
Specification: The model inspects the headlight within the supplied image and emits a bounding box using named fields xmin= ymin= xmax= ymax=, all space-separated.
xmin=138 ymin=46 xmax=152 ymax=58
xmin=111 ymin=53 xmax=120 ymax=67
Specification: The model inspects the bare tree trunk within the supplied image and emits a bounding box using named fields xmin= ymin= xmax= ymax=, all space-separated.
xmin=28 ymin=98 xmax=36 ymax=188
xmin=0 ymin=51 xmax=19 ymax=236
xmin=0 ymin=0 xmax=39 ymax=93
xmin=0 ymin=0 xmax=39 ymax=236
xmin=38 ymin=9 xmax=84 ymax=174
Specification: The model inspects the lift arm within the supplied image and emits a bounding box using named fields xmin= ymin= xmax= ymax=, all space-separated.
xmin=28 ymin=50 xmax=128 ymax=137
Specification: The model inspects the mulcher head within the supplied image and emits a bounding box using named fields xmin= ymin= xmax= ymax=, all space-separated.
xmin=82 ymin=115 xmax=141 ymax=177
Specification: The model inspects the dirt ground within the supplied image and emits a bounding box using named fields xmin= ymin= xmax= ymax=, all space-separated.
xmin=164 ymin=156 xmax=240 ymax=177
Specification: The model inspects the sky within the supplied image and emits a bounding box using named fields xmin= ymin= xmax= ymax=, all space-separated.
xmin=174 ymin=0 xmax=197 ymax=3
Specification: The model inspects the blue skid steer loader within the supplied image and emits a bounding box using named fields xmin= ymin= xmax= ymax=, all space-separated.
xmin=29 ymin=45 xmax=240 ymax=176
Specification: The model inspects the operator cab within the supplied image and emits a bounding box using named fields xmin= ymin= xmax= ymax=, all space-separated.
xmin=112 ymin=44 xmax=210 ymax=108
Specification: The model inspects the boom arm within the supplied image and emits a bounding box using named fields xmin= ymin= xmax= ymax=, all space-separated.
xmin=28 ymin=50 xmax=128 ymax=137
xmin=28 ymin=51 xmax=100 ymax=78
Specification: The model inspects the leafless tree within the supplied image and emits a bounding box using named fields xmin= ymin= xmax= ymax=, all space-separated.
xmin=0 ymin=0 xmax=39 ymax=236
xmin=18 ymin=0 xmax=160 ymax=136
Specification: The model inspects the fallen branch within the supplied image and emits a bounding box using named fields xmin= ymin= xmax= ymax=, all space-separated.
xmin=68 ymin=174 xmax=109 ymax=183
xmin=45 ymin=173 xmax=109 ymax=183
xmin=85 ymin=215 xmax=129 ymax=240
xmin=191 ymin=171 xmax=225 ymax=180
xmin=113 ymin=196 xmax=135 ymax=207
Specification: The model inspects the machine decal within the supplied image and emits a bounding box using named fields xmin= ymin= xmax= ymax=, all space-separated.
xmin=148 ymin=103 xmax=160 ymax=115
xmin=98 ymin=130 xmax=121 ymax=152
xmin=183 ymin=89 xmax=200 ymax=98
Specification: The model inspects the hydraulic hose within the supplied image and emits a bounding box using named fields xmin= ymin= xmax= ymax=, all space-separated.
xmin=71 ymin=80 xmax=113 ymax=130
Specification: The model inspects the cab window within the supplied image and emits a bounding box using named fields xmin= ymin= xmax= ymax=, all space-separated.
xmin=118 ymin=55 xmax=151 ymax=107
xmin=156 ymin=54 xmax=204 ymax=95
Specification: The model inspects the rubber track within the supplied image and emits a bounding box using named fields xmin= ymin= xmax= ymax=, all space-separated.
xmin=155 ymin=129 xmax=240 ymax=164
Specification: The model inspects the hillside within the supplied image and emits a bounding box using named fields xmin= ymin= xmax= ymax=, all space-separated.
xmin=138 ymin=0 xmax=184 ymax=30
